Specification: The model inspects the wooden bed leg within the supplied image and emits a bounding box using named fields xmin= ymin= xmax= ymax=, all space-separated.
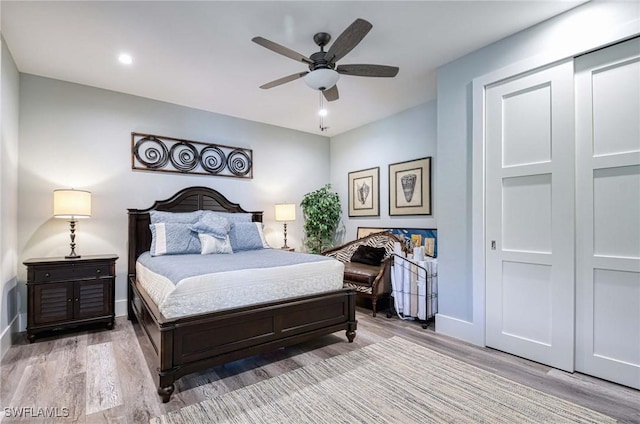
xmin=158 ymin=384 xmax=175 ymax=403
xmin=346 ymin=317 xmax=357 ymax=343
xmin=346 ymin=329 xmax=356 ymax=342
xmin=157 ymin=367 xmax=176 ymax=403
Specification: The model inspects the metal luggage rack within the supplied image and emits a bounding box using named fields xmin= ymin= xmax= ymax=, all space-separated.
xmin=387 ymin=253 xmax=438 ymax=329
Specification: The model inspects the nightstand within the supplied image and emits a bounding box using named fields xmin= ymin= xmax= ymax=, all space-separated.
xmin=24 ymin=254 xmax=118 ymax=342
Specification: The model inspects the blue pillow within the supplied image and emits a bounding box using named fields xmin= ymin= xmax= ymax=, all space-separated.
xmin=214 ymin=212 xmax=253 ymax=224
xmin=228 ymin=222 xmax=269 ymax=251
xmin=150 ymin=210 xmax=202 ymax=224
xmin=149 ymin=223 xmax=200 ymax=256
xmin=190 ymin=211 xmax=231 ymax=238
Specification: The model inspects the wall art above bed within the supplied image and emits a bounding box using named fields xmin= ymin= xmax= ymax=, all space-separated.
xmin=131 ymin=132 xmax=253 ymax=179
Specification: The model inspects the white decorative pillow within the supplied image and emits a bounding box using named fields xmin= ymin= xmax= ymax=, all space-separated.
xmin=149 ymin=223 xmax=200 ymax=256
xmin=228 ymin=222 xmax=270 ymax=251
xmin=198 ymin=233 xmax=233 ymax=255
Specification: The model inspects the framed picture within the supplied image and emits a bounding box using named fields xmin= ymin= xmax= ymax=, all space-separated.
xmin=357 ymin=227 xmax=438 ymax=257
xmin=389 ymin=157 xmax=431 ymax=216
xmin=348 ymin=167 xmax=379 ymax=217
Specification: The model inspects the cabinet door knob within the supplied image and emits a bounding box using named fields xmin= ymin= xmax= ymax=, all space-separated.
xmin=45 ymin=273 xmax=50 ymax=278
xmin=96 ymin=269 xmax=101 ymax=274
xmin=68 ymin=298 xmax=72 ymax=302
xmin=75 ymin=298 xmax=79 ymax=302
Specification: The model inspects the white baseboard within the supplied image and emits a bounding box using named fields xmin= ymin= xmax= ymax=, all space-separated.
xmin=115 ymin=299 xmax=127 ymax=317
xmin=1 ymin=315 xmax=20 ymax=360
xmin=435 ymin=313 xmax=484 ymax=346
xmin=19 ymin=313 xmax=27 ymax=332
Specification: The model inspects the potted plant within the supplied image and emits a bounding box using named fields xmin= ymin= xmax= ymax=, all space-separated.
xmin=300 ymin=184 xmax=342 ymax=254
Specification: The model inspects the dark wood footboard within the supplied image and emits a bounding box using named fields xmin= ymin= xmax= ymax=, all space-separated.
xmin=129 ymin=276 xmax=357 ymax=402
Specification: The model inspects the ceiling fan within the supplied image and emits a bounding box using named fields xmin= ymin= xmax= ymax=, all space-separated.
xmin=252 ymin=18 xmax=399 ymax=102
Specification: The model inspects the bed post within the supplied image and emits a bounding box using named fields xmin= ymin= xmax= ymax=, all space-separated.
xmin=127 ymin=210 xmax=136 ymax=320
xmin=346 ymin=290 xmax=357 ymax=342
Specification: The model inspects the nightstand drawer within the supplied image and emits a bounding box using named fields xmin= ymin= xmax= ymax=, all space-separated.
xmin=33 ymin=263 xmax=112 ymax=283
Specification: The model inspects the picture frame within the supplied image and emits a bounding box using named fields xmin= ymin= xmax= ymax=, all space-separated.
xmin=389 ymin=157 xmax=431 ymax=216
xmin=348 ymin=167 xmax=380 ymax=217
xmin=357 ymin=227 xmax=438 ymax=257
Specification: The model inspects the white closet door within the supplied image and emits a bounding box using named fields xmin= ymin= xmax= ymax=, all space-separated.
xmin=575 ymin=37 xmax=640 ymax=390
xmin=485 ymin=60 xmax=575 ymax=371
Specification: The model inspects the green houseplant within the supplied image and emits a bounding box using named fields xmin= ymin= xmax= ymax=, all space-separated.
xmin=301 ymin=184 xmax=342 ymax=254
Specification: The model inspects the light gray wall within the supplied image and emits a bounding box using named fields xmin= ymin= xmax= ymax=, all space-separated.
xmin=329 ymin=101 xmax=436 ymax=241
xmin=436 ymin=0 xmax=640 ymax=341
xmin=17 ymin=74 xmax=330 ymax=326
xmin=1 ymin=35 xmax=19 ymax=356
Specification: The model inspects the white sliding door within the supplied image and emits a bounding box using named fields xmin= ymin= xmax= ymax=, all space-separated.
xmin=575 ymin=37 xmax=640 ymax=390
xmin=485 ymin=60 xmax=575 ymax=371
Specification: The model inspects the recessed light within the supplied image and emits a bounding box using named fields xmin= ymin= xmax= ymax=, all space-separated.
xmin=118 ymin=53 xmax=133 ymax=65
xmin=318 ymin=108 xmax=328 ymax=117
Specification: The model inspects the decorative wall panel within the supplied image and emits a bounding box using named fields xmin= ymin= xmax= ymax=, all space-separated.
xmin=131 ymin=132 xmax=253 ymax=179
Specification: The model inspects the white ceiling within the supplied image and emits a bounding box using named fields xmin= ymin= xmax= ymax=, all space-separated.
xmin=1 ymin=1 xmax=585 ymax=136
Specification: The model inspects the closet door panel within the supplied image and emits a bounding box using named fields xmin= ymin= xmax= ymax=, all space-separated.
xmin=593 ymin=166 xmax=640 ymax=258
xmin=592 ymin=58 xmax=640 ymax=156
xmin=485 ymin=60 xmax=575 ymax=372
xmin=575 ymin=37 xmax=640 ymax=390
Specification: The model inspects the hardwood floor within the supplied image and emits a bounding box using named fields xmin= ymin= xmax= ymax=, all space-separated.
xmin=1 ymin=308 xmax=638 ymax=423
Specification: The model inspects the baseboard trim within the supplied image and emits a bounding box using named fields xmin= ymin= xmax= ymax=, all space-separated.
xmin=435 ymin=313 xmax=484 ymax=346
xmin=1 ymin=315 xmax=20 ymax=360
xmin=115 ymin=299 xmax=127 ymax=317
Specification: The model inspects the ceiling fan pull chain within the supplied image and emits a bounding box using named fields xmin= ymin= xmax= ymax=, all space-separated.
xmin=319 ymin=92 xmax=328 ymax=132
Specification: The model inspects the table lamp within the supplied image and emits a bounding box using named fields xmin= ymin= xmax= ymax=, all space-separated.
xmin=275 ymin=203 xmax=296 ymax=249
xmin=54 ymin=189 xmax=91 ymax=259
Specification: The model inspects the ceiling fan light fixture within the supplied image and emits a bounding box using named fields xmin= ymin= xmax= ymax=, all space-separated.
xmin=304 ymin=69 xmax=340 ymax=91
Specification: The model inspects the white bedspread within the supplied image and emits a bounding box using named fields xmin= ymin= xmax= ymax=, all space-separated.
xmin=136 ymin=250 xmax=345 ymax=319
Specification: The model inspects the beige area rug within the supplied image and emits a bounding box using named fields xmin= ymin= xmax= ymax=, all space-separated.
xmin=151 ymin=337 xmax=614 ymax=424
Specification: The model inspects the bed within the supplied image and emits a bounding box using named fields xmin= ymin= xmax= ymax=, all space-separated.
xmin=127 ymin=186 xmax=357 ymax=402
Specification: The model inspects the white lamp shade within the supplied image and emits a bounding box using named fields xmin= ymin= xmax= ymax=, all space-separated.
xmin=304 ymin=69 xmax=340 ymax=91
xmin=275 ymin=203 xmax=296 ymax=222
xmin=54 ymin=189 xmax=92 ymax=219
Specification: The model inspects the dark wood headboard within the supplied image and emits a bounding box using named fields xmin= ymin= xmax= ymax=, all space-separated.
xmin=127 ymin=186 xmax=263 ymax=278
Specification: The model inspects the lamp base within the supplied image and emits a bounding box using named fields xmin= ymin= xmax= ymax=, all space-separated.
xmin=282 ymin=222 xmax=289 ymax=250
xmin=66 ymin=220 xmax=81 ymax=259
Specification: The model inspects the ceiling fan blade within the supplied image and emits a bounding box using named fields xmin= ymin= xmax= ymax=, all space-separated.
xmin=322 ymin=85 xmax=339 ymax=102
xmin=252 ymin=36 xmax=313 ymax=65
xmin=336 ymin=64 xmax=399 ymax=78
xmin=325 ymin=18 xmax=372 ymax=65
xmin=260 ymin=72 xmax=308 ymax=89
